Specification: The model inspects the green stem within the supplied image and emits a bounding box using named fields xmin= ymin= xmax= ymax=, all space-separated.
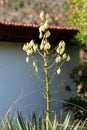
xmin=44 ymin=51 xmax=51 ymax=130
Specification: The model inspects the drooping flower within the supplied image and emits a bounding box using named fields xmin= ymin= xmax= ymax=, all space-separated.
xmin=44 ymin=42 xmax=51 ymax=50
xmin=57 ymin=68 xmax=61 ymax=75
xmin=44 ymin=22 xmax=49 ymax=30
xmin=33 ymin=61 xmax=36 ymax=67
xmin=35 ymin=66 xmax=38 ymax=73
xmin=39 ymin=32 xmax=43 ymax=39
xmin=55 ymin=56 xmax=62 ymax=63
xmin=45 ymin=13 xmax=50 ymax=21
xmin=59 ymin=48 xmax=65 ymax=55
xmin=45 ymin=30 xmax=51 ymax=38
xmin=40 ymin=11 xmax=45 ymax=21
xmin=56 ymin=40 xmax=66 ymax=55
xmin=66 ymin=55 xmax=70 ymax=61
xmin=26 ymin=56 xmax=30 ymax=63
xmin=62 ymin=53 xmax=67 ymax=60
xmin=59 ymin=40 xmax=66 ymax=49
xmin=33 ymin=44 xmax=38 ymax=52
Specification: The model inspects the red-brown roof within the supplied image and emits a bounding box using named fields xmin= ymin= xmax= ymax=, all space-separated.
xmin=0 ymin=21 xmax=79 ymax=45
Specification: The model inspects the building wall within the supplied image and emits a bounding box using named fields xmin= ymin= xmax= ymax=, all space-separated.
xmin=0 ymin=41 xmax=79 ymax=119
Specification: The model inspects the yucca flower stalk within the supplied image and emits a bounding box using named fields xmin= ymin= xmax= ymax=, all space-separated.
xmin=23 ymin=11 xmax=70 ymax=130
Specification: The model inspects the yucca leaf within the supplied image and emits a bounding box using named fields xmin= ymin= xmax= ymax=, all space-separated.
xmin=52 ymin=114 xmax=58 ymax=130
xmin=73 ymin=121 xmax=81 ymax=130
xmin=32 ymin=112 xmax=37 ymax=130
xmin=17 ymin=111 xmax=26 ymax=130
xmin=25 ymin=120 xmax=30 ymax=130
xmin=6 ymin=116 xmax=14 ymax=130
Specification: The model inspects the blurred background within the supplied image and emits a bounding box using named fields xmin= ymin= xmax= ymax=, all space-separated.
xmin=0 ymin=0 xmax=68 ymax=26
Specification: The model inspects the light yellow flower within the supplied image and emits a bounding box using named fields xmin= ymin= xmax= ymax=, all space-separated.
xmin=39 ymin=32 xmax=43 ymax=39
xmin=56 ymin=47 xmax=60 ymax=54
xmin=62 ymin=53 xmax=67 ymax=60
xmin=45 ymin=30 xmax=51 ymax=38
xmin=33 ymin=44 xmax=38 ymax=52
xmin=66 ymin=55 xmax=70 ymax=61
xmin=44 ymin=42 xmax=51 ymax=50
xmin=40 ymin=11 xmax=45 ymax=21
xmin=59 ymin=48 xmax=65 ymax=55
xmin=23 ymin=44 xmax=28 ymax=52
xmin=35 ymin=66 xmax=38 ymax=73
xmin=26 ymin=56 xmax=30 ymax=63
xmin=44 ymin=22 xmax=48 ymax=30
xmin=40 ymin=43 xmax=44 ymax=50
xmin=40 ymin=40 xmax=45 ymax=50
xmin=29 ymin=40 xmax=34 ymax=48
xmin=57 ymin=68 xmax=61 ymax=75
xmin=55 ymin=56 xmax=62 ymax=63
xmin=27 ymin=48 xmax=33 ymax=55
xmin=39 ymin=25 xmax=46 ymax=32
xmin=33 ymin=61 xmax=36 ymax=67
xmin=59 ymin=40 xmax=65 ymax=49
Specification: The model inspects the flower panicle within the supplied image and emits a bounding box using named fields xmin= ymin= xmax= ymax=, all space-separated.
xmin=23 ymin=40 xmax=38 ymax=55
xmin=23 ymin=12 xmax=70 ymax=76
xmin=55 ymin=40 xmax=70 ymax=75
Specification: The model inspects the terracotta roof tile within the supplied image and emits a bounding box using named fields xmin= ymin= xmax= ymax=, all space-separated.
xmin=0 ymin=21 xmax=79 ymax=45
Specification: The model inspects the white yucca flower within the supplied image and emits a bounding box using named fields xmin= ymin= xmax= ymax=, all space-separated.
xmin=33 ymin=44 xmax=38 ymax=52
xmin=62 ymin=53 xmax=67 ymax=60
xmin=59 ymin=40 xmax=66 ymax=48
xmin=55 ymin=56 xmax=62 ymax=63
xmin=28 ymin=40 xmax=34 ymax=48
xmin=35 ymin=66 xmax=38 ymax=73
xmin=39 ymin=25 xmax=47 ymax=32
xmin=23 ymin=44 xmax=28 ymax=52
xmin=43 ymin=22 xmax=48 ymax=30
xmin=59 ymin=48 xmax=65 ymax=55
xmin=44 ymin=42 xmax=51 ymax=50
xmin=45 ymin=31 xmax=51 ymax=38
xmin=39 ymin=32 xmax=43 ymax=39
xmin=56 ymin=47 xmax=60 ymax=54
xmin=33 ymin=61 xmax=36 ymax=67
xmin=40 ymin=11 xmax=45 ymax=21
xmin=66 ymin=55 xmax=70 ymax=61
xmin=26 ymin=56 xmax=30 ymax=63
xmin=57 ymin=68 xmax=61 ymax=75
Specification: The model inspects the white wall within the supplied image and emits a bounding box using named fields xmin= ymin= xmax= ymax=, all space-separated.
xmin=0 ymin=41 xmax=79 ymax=119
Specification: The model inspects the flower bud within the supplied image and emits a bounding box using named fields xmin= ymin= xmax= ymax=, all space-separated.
xmin=59 ymin=48 xmax=65 ymax=55
xmin=33 ymin=44 xmax=38 ymax=52
xmin=45 ymin=13 xmax=50 ymax=21
xmin=55 ymin=56 xmax=62 ymax=63
xmin=66 ymin=55 xmax=70 ymax=61
xmin=56 ymin=47 xmax=60 ymax=54
xmin=40 ymin=11 xmax=45 ymax=21
xmin=44 ymin=22 xmax=48 ymax=30
xmin=62 ymin=53 xmax=67 ymax=60
xmin=26 ymin=56 xmax=30 ymax=63
xmin=33 ymin=61 xmax=36 ymax=67
xmin=35 ymin=66 xmax=38 ymax=73
xmin=59 ymin=40 xmax=65 ymax=48
xmin=57 ymin=68 xmax=61 ymax=75
xmin=45 ymin=30 xmax=51 ymax=38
